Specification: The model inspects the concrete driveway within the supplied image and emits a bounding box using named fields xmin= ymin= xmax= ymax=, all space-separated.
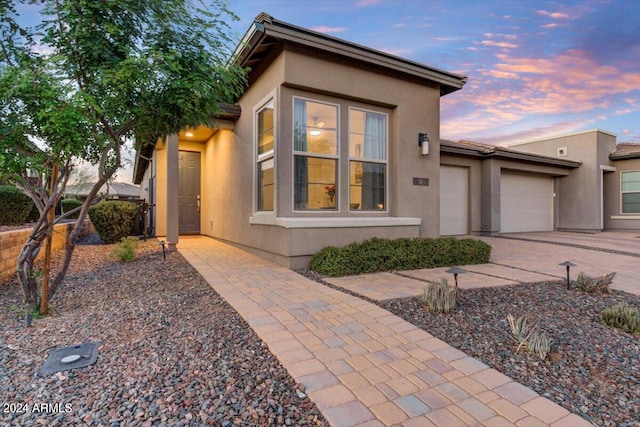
xmin=326 ymin=231 xmax=640 ymax=301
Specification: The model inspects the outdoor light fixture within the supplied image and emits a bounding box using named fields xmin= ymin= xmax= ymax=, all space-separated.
xmin=559 ymin=261 xmax=577 ymax=290
xmin=418 ymin=132 xmax=430 ymax=156
xmin=445 ymin=266 xmax=467 ymax=288
xmin=159 ymin=240 xmax=166 ymax=261
xmin=185 ymin=131 xmax=194 ymax=137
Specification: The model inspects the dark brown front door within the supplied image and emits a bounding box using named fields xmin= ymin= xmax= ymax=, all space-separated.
xmin=178 ymin=151 xmax=201 ymax=235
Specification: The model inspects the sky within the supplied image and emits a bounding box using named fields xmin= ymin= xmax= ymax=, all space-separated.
xmin=225 ymin=0 xmax=640 ymax=145
xmin=11 ymin=0 xmax=640 ymax=181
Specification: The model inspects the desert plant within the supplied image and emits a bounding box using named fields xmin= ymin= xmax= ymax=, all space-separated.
xmin=88 ymin=201 xmax=139 ymax=243
xmin=110 ymin=237 xmax=138 ymax=262
xmin=507 ymin=313 xmax=551 ymax=360
xmin=601 ymin=303 xmax=640 ymax=335
xmin=309 ymin=237 xmax=491 ymax=277
xmin=0 ymin=186 xmax=33 ymax=225
xmin=574 ymin=272 xmax=615 ymax=294
xmin=423 ymin=279 xmax=457 ymax=313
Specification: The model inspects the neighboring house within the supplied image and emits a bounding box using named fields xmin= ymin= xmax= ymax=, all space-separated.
xmin=66 ymin=181 xmax=141 ymax=201
xmin=133 ymin=13 xmax=639 ymax=269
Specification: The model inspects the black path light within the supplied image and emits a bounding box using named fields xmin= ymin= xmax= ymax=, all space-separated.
xmin=559 ymin=261 xmax=577 ymax=290
xmin=445 ymin=266 xmax=467 ymax=289
xmin=159 ymin=240 xmax=167 ymax=261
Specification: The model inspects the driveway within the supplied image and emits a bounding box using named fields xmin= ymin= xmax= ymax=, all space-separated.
xmin=480 ymin=231 xmax=640 ymax=296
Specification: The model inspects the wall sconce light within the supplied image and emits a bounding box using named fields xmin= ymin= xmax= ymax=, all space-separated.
xmin=418 ymin=132 xmax=430 ymax=156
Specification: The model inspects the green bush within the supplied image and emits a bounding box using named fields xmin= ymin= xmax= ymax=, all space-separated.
xmin=61 ymin=199 xmax=83 ymax=219
xmin=26 ymin=202 xmax=40 ymax=222
xmin=88 ymin=201 xmax=138 ymax=243
xmin=309 ymin=237 xmax=491 ymax=277
xmin=110 ymin=237 xmax=138 ymax=262
xmin=0 ymin=186 xmax=33 ymax=225
xmin=601 ymin=303 xmax=640 ymax=335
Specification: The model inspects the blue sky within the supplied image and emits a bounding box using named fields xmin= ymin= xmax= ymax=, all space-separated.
xmin=13 ymin=0 xmax=640 ymax=147
xmin=226 ymin=0 xmax=640 ymax=145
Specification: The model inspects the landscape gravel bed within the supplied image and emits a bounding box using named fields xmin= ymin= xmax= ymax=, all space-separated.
xmin=1 ymin=235 xmax=327 ymax=426
xmin=379 ymin=281 xmax=640 ymax=427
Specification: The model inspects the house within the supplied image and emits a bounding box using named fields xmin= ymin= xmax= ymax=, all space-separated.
xmin=133 ymin=13 xmax=639 ymax=269
xmin=65 ymin=181 xmax=141 ymax=201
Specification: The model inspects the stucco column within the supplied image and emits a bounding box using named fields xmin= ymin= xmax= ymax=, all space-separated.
xmin=480 ymin=159 xmax=501 ymax=236
xmin=166 ymin=134 xmax=179 ymax=251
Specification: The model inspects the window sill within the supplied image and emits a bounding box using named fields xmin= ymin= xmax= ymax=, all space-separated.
xmin=610 ymin=215 xmax=640 ymax=220
xmin=249 ymin=214 xmax=421 ymax=229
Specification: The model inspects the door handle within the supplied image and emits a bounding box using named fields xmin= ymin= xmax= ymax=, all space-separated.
xmin=196 ymin=195 xmax=201 ymax=213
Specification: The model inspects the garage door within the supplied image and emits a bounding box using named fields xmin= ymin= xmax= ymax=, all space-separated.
xmin=440 ymin=166 xmax=468 ymax=235
xmin=501 ymin=173 xmax=553 ymax=233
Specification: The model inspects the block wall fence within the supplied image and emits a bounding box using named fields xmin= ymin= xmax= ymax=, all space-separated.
xmin=0 ymin=221 xmax=95 ymax=283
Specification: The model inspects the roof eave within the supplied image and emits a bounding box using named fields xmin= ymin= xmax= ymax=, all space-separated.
xmin=440 ymin=143 xmax=581 ymax=168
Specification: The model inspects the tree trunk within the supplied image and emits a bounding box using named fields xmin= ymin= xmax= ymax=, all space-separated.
xmin=16 ymin=228 xmax=47 ymax=305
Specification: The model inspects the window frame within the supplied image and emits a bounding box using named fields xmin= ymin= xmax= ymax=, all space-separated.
xmin=256 ymin=99 xmax=275 ymax=212
xmin=621 ymin=170 xmax=640 ymax=214
xmin=292 ymin=96 xmax=341 ymax=212
xmin=348 ymin=106 xmax=389 ymax=212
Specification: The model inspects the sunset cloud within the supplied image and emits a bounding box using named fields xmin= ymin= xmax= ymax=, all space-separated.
xmin=481 ymin=40 xmax=518 ymax=49
xmin=537 ymin=10 xmax=571 ymax=20
xmin=311 ymin=26 xmax=348 ymax=34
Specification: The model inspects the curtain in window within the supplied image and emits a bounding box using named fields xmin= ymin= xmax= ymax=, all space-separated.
xmin=294 ymin=99 xmax=308 ymax=209
xmin=362 ymin=113 xmax=385 ymax=209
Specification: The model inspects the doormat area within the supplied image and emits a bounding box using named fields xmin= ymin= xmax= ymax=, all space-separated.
xmin=38 ymin=342 xmax=101 ymax=377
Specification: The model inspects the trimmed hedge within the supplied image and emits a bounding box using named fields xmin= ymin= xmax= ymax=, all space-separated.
xmin=309 ymin=237 xmax=491 ymax=277
xmin=88 ymin=201 xmax=138 ymax=243
xmin=0 ymin=186 xmax=33 ymax=225
xmin=61 ymin=199 xmax=83 ymax=219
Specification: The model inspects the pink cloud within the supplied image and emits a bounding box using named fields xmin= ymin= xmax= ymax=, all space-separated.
xmin=537 ymin=10 xmax=571 ymax=20
xmin=355 ymin=0 xmax=381 ymax=6
xmin=311 ymin=26 xmax=348 ymax=34
xmin=481 ymin=40 xmax=518 ymax=49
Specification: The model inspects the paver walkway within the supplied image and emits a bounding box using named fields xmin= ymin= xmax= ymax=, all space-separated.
xmin=178 ymin=236 xmax=591 ymax=426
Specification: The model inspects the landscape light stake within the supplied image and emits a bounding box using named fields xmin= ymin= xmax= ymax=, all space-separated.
xmin=445 ymin=266 xmax=467 ymax=290
xmin=559 ymin=261 xmax=577 ymax=290
xmin=159 ymin=240 xmax=166 ymax=261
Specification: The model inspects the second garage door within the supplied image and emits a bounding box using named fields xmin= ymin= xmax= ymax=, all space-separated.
xmin=501 ymin=173 xmax=553 ymax=233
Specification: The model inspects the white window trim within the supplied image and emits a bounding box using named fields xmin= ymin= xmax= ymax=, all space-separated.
xmin=348 ymin=106 xmax=389 ymax=213
xmin=254 ymin=91 xmax=277 ymax=214
xmin=292 ymin=96 xmax=341 ymax=213
xmin=621 ymin=170 xmax=640 ymax=214
xmin=249 ymin=213 xmax=420 ymax=228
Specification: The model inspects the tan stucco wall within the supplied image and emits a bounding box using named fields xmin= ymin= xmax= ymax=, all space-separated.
xmin=508 ymin=130 xmax=616 ymax=232
xmin=604 ymin=158 xmax=640 ymax=229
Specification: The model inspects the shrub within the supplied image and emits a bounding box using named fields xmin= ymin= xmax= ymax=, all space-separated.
xmin=110 ymin=237 xmax=138 ymax=262
xmin=0 ymin=186 xmax=33 ymax=225
xmin=61 ymin=199 xmax=83 ymax=219
xmin=601 ymin=303 xmax=640 ymax=335
xmin=574 ymin=272 xmax=615 ymax=294
xmin=308 ymin=237 xmax=491 ymax=277
xmin=423 ymin=279 xmax=457 ymax=313
xmin=26 ymin=202 xmax=40 ymax=222
xmin=88 ymin=201 xmax=138 ymax=243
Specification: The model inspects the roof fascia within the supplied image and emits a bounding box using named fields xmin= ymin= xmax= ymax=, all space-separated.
xmin=440 ymin=143 xmax=581 ymax=168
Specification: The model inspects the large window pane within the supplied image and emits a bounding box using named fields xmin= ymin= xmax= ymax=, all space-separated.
xmin=623 ymin=192 xmax=640 ymax=213
xmin=622 ymin=171 xmax=640 ymax=192
xmin=294 ymin=99 xmax=338 ymax=155
xmin=349 ymin=109 xmax=386 ymax=160
xmin=257 ymin=102 xmax=274 ymax=156
xmin=258 ymin=159 xmax=274 ymax=211
xmin=294 ymin=156 xmax=336 ymax=210
xmin=350 ymin=161 xmax=385 ymax=210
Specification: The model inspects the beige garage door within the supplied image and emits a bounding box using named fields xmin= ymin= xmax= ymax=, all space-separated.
xmin=501 ymin=173 xmax=553 ymax=233
xmin=440 ymin=166 xmax=468 ymax=235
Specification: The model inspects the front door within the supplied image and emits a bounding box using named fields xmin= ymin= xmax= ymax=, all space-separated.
xmin=178 ymin=151 xmax=201 ymax=235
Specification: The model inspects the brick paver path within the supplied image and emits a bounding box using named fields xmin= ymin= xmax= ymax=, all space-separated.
xmin=178 ymin=237 xmax=592 ymax=426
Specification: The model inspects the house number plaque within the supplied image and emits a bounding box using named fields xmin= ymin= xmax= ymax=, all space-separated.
xmin=412 ymin=177 xmax=429 ymax=186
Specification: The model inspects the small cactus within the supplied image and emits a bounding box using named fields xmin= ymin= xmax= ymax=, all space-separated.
xmin=423 ymin=279 xmax=457 ymax=313
xmin=601 ymin=303 xmax=640 ymax=335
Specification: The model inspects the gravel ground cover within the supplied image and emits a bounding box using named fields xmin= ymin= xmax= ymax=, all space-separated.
xmin=1 ymin=235 xmax=327 ymax=427
xmin=379 ymin=281 xmax=640 ymax=427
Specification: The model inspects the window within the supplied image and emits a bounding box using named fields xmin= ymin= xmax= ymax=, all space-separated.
xmin=293 ymin=98 xmax=338 ymax=210
xmin=349 ymin=108 xmax=387 ymax=210
xmin=257 ymin=101 xmax=274 ymax=211
xmin=621 ymin=171 xmax=640 ymax=213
